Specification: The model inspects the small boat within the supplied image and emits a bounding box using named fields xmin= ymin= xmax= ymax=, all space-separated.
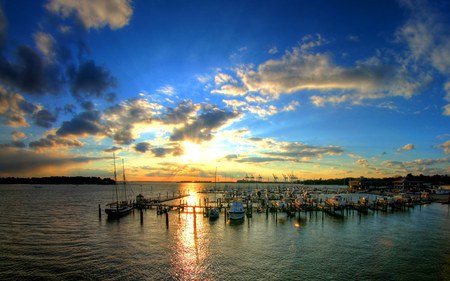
xmin=105 ymin=201 xmax=133 ymax=218
xmin=208 ymin=208 xmax=220 ymax=221
xmin=325 ymin=195 xmax=346 ymax=208
xmin=229 ymin=199 xmax=245 ymax=220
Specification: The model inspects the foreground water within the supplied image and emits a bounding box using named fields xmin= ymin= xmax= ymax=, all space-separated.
xmin=0 ymin=182 xmax=449 ymax=281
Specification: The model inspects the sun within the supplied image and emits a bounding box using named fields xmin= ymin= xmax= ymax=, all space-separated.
xmin=181 ymin=141 xmax=203 ymax=163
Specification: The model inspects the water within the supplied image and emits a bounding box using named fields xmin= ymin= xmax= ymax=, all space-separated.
xmin=0 ymin=183 xmax=449 ymax=280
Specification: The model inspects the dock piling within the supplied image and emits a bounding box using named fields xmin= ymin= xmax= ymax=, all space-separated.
xmin=165 ymin=211 xmax=169 ymax=229
xmin=98 ymin=204 xmax=101 ymax=220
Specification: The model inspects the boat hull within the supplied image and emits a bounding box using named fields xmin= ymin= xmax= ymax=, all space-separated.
xmin=229 ymin=211 xmax=245 ymax=220
xmin=105 ymin=206 xmax=133 ymax=218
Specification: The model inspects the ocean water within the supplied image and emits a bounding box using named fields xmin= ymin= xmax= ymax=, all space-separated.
xmin=0 ymin=183 xmax=449 ymax=281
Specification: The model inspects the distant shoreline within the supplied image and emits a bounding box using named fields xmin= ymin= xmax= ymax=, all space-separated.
xmin=0 ymin=176 xmax=115 ymax=185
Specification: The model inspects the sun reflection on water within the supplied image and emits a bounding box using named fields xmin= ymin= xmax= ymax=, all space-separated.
xmin=170 ymin=192 xmax=209 ymax=279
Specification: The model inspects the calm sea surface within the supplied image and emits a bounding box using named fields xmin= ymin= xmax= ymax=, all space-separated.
xmin=0 ymin=183 xmax=449 ymax=281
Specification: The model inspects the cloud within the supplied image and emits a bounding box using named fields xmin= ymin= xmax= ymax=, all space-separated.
xmin=226 ymin=140 xmax=344 ymax=164
xmin=268 ymin=46 xmax=278 ymax=55
xmin=134 ymin=142 xmax=151 ymax=153
xmin=399 ymin=143 xmax=415 ymax=151
xmin=0 ymin=45 xmax=63 ymax=95
xmin=211 ymin=84 xmax=247 ymax=96
xmin=0 ymin=5 xmax=6 ymax=46
xmin=170 ymin=106 xmax=241 ymax=143
xmin=34 ymin=32 xmax=56 ymax=62
xmin=0 ymin=147 xmax=104 ymax=176
xmin=215 ymin=73 xmax=236 ymax=86
xmin=435 ymin=140 xmax=450 ymax=154
xmin=396 ymin=0 xmax=450 ymax=115
xmin=151 ymin=143 xmax=183 ymax=157
xmin=32 ymin=109 xmax=57 ymax=128
xmin=157 ymin=85 xmax=176 ymax=96
xmin=162 ymin=100 xmax=199 ymax=124
xmin=281 ymin=100 xmax=299 ymax=112
xmin=29 ymin=134 xmax=83 ymax=151
xmin=56 ymin=110 xmax=106 ymax=137
xmin=356 ymin=159 xmax=369 ymax=167
xmin=68 ymin=60 xmax=117 ymax=100
xmin=46 ymin=0 xmax=133 ymax=30
xmin=384 ymin=157 xmax=449 ymax=174
xmin=264 ymin=142 xmax=344 ymax=161
xmin=104 ymin=146 xmax=122 ymax=153
xmin=104 ymin=97 xmax=163 ymax=144
xmin=0 ymin=87 xmax=39 ymax=127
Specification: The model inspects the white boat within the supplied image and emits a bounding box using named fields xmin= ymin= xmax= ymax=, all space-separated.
xmin=325 ymin=195 xmax=346 ymax=208
xmin=105 ymin=154 xmax=133 ymax=219
xmin=229 ymin=199 xmax=245 ymax=220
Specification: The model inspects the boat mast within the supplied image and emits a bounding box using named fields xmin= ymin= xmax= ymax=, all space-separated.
xmin=122 ymin=159 xmax=127 ymax=203
xmin=113 ymin=152 xmax=119 ymax=212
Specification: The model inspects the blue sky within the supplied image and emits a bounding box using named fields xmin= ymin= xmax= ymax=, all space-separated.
xmin=0 ymin=0 xmax=449 ymax=181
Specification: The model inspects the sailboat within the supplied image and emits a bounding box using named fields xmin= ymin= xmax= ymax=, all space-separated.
xmin=209 ymin=167 xmax=220 ymax=221
xmin=105 ymin=154 xmax=133 ymax=218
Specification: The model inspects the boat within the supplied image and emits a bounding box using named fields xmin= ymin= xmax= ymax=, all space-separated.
xmin=229 ymin=199 xmax=245 ymax=220
xmin=105 ymin=154 xmax=133 ymax=219
xmin=208 ymin=208 xmax=220 ymax=220
xmin=325 ymin=195 xmax=346 ymax=208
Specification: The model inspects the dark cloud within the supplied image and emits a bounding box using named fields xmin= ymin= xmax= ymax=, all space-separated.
xmin=81 ymin=100 xmax=95 ymax=111
xmin=0 ymin=147 xmax=104 ymax=176
xmin=57 ymin=110 xmax=105 ymax=136
xmin=64 ymin=104 xmax=76 ymax=115
xmin=0 ymin=5 xmax=6 ymax=46
xmin=0 ymin=45 xmax=62 ymax=95
xmin=162 ymin=100 xmax=198 ymax=124
xmin=151 ymin=144 xmax=183 ymax=157
xmin=0 ymin=140 xmax=26 ymax=148
xmin=32 ymin=109 xmax=57 ymax=128
xmin=29 ymin=134 xmax=83 ymax=150
xmin=134 ymin=142 xmax=151 ymax=153
xmin=68 ymin=60 xmax=116 ymax=100
xmin=113 ymin=124 xmax=134 ymax=145
xmin=104 ymin=146 xmax=122 ymax=153
xmin=170 ymin=107 xmax=241 ymax=143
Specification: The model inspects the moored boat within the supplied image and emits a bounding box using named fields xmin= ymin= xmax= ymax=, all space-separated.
xmin=229 ymin=199 xmax=245 ymax=220
xmin=208 ymin=208 xmax=220 ymax=221
xmin=105 ymin=154 xmax=133 ymax=219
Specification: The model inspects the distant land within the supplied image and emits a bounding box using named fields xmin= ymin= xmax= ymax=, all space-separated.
xmin=0 ymin=176 xmax=115 ymax=185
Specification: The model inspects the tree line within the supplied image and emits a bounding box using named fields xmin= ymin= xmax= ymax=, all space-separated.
xmin=0 ymin=176 xmax=115 ymax=185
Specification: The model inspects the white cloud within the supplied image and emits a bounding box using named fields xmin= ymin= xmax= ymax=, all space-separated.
xmin=281 ymin=100 xmax=299 ymax=112
xmin=215 ymin=73 xmax=236 ymax=86
xmin=46 ymin=0 xmax=133 ymax=30
xmin=157 ymin=85 xmax=176 ymax=96
xmin=211 ymin=84 xmax=247 ymax=96
xmin=436 ymin=140 xmax=450 ymax=154
xmin=34 ymin=32 xmax=55 ymax=62
xmin=399 ymin=143 xmax=415 ymax=151
xmin=268 ymin=46 xmax=278 ymax=55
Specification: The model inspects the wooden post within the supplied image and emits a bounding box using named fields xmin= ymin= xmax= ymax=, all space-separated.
xmin=140 ymin=208 xmax=143 ymax=225
xmin=165 ymin=211 xmax=169 ymax=229
xmin=275 ymin=209 xmax=278 ymax=223
xmin=98 ymin=204 xmax=101 ymax=220
xmin=193 ymin=205 xmax=196 ymax=226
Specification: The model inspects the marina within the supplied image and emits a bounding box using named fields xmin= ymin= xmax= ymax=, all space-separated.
xmin=1 ymin=182 xmax=449 ymax=280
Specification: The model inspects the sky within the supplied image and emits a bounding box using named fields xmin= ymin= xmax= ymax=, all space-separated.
xmin=0 ymin=0 xmax=449 ymax=181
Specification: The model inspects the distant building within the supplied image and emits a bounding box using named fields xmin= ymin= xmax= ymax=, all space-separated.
xmin=392 ymin=179 xmax=424 ymax=190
